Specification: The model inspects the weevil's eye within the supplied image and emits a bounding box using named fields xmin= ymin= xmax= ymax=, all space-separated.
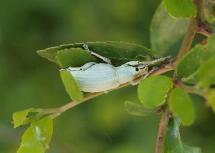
xmin=135 ymin=67 xmax=139 ymax=71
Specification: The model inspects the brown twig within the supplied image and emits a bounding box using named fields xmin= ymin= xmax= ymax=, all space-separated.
xmin=155 ymin=108 xmax=170 ymax=153
xmin=175 ymin=0 xmax=203 ymax=63
xmin=174 ymin=79 xmax=206 ymax=95
xmin=175 ymin=18 xmax=198 ymax=62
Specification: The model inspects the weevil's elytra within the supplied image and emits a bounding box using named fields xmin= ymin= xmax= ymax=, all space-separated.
xmin=63 ymin=44 xmax=170 ymax=93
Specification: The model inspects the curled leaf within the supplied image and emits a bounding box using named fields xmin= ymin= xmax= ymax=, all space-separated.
xmin=60 ymin=69 xmax=83 ymax=100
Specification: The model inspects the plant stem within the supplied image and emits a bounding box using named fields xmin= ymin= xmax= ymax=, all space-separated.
xmin=52 ymin=92 xmax=103 ymax=118
xmin=155 ymin=108 xmax=170 ymax=153
xmin=47 ymin=62 xmax=174 ymax=118
xmin=175 ymin=0 xmax=203 ymax=63
xmin=174 ymin=79 xmax=206 ymax=95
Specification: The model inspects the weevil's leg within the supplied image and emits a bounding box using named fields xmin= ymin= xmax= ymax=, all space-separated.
xmin=80 ymin=62 xmax=96 ymax=70
xmin=142 ymin=66 xmax=159 ymax=80
xmin=67 ymin=62 xmax=96 ymax=71
xmin=83 ymin=44 xmax=112 ymax=64
xmin=66 ymin=67 xmax=82 ymax=71
xmin=125 ymin=61 xmax=140 ymax=66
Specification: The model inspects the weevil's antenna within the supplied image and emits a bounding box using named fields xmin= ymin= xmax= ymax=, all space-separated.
xmin=82 ymin=44 xmax=112 ymax=64
xmin=138 ymin=56 xmax=172 ymax=65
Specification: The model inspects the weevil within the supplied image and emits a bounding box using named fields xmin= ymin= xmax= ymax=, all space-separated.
xmin=62 ymin=44 xmax=170 ymax=92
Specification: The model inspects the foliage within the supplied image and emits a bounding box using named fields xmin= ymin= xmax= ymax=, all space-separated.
xmin=168 ymin=88 xmax=195 ymax=126
xmin=164 ymin=118 xmax=201 ymax=153
xmin=17 ymin=117 xmax=53 ymax=153
xmin=4 ymin=0 xmax=215 ymax=153
xmin=137 ymin=76 xmax=173 ymax=108
xmin=60 ymin=69 xmax=83 ymax=100
xmin=150 ymin=3 xmax=189 ymax=56
xmin=37 ymin=42 xmax=153 ymax=67
xmin=163 ymin=0 xmax=197 ymax=18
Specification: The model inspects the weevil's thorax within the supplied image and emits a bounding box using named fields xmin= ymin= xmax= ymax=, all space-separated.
xmin=116 ymin=62 xmax=148 ymax=84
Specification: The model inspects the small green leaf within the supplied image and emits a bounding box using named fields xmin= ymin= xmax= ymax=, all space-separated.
xmin=201 ymin=0 xmax=215 ymax=30
xmin=56 ymin=48 xmax=97 ymax=68
xmin=177 ymin=35 xmax=215 ymax=80
xmin=205 ymin=89 xmax=215 ymax=112
xmin=165 ymin=118 xmax=201 ymax=153
xmin=37 ymin=41 xmax=154 ymax=67
xmin=168 ymin=88 xmax=195 ymax=126
xmin=150 ymin=3 xmax=189 ymax=56
xmin=183 ymin=145 xmax=202 ymax=153
xmin=17 ymin=117 xmax=53 ymax=153
xmin=165 ymin=119 xmax=183 ymax=153
xmin=60 ymin=69 xmax=83 ymax=100
xmin=196 ymin=56 xmax=215 ymax=87
xmin=31 ymin=117 xmax=53 ymax=146
xmin=125 ymin=101 xmax=156 ymax=116
xmin=12 ymin=108 xmax=34 ymax=128
xmin=138 ymin=76 xmax=173 ymax=108
xmin=164 ymin=0 xmax=197 ymax=18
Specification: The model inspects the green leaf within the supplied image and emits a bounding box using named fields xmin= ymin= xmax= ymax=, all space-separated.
xmin=37 ymin=41 xmax=154 ymax=68
xmin=56 ymin=48 xmax=97 ymax=68
xmin=60 ymin=69 xmax=83 ymax=100
xmin=137 ymin=76 xmax=173 ymax=108
xmin=125 ymin=101 xmax=156 ymax=116
xmin=12 ymin=108 xmax=34 ymax=128
xmin=205 ymin=89 xmax=215 ymax=112
xmin=183 ymin=145 xmax=202 ymax=153
xmin=195 ymin=56 xmax=215 ymax=87
xmin=17 ymin=117 xmax=53 ymax=153
xmin=168 ymin=88 xmax=195 ymax=126
xmin=201 ymin=0 xmax=215 ymax=30
xmin=177 ymin=35 xmax=215 ymax=80
xmin=164 ymin=119 xmax=183 ymax=153
xmin=164 ymin=0 xmax=197 ymax=18
xmin=150 ymin=3 xmax=189 ymax=56
xmin=165 ymin=118 xmax=201 ymax=153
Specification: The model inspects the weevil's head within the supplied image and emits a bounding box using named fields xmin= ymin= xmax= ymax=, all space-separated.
xmin=131 ymin=64 xmax=148 ymax=76
xmin=116 ymin=61 xmax=148 ymax=84
xmin=124 ymin=61 xmax=148 ymax=75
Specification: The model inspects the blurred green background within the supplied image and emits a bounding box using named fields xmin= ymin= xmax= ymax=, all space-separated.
xmin=0 ymin=0 xmax=214 ymax=153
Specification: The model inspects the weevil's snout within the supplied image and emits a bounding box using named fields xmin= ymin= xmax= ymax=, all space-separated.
xmin=138 ymin=64 xmax=146 ymax=69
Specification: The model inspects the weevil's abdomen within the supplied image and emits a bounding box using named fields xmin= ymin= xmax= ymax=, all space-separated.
xmin=68 ymin=63 xmax=120 ymax=92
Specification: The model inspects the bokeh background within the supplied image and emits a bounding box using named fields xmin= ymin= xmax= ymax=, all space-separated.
xmin=0 ymin=0 xmax=215 ymax=153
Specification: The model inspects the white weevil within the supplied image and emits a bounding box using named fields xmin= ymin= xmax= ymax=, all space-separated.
xmin=62 ymin=44 xmax=170 ymax=92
